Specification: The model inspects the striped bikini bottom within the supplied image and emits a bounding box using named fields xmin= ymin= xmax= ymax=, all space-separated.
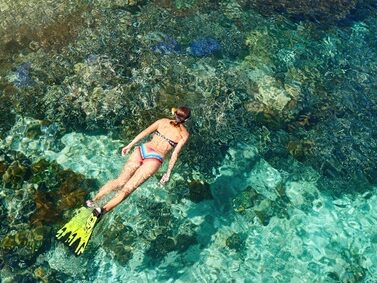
xmin=138 ymin=144 xmax=163 ymax=164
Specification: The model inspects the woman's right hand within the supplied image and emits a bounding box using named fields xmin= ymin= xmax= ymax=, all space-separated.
xmin=121 ymin=144 xmax=132 ymax=156
xmin=159 ymin=172 xmax=170 ymax=185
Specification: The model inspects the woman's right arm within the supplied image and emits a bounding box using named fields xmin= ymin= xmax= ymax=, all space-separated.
xmin=160 ymin=130 xmax=189 ymax=184
xmin=122 ymin=119 xmax=161 ymax=155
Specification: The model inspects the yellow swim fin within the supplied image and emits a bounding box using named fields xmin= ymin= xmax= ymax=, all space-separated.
xmin=56 ymin=207 xmax=100 ymax=256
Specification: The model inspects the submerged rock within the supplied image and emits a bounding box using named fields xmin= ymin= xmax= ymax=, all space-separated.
xmin=101 ymin=219 xmax=136 ymax=265
xmin=232 ymin=184 xmax=290 ymax=226
xmin=146 ymin=234 xmax=176 ymax=259
xmin=226 ymin=232 xmax=245 ymax=252
xmin=232 ymin=186 xmax=258 ymax=214
xmin=2 ymin=161 xmax=30 ymax=186
xmin=187 ymin=180 xmax=213 ymax=203
xmin=1 ymin=226 xmax=46 ymax=263
xmin=175 ymin=233 xmax=197 ymax=253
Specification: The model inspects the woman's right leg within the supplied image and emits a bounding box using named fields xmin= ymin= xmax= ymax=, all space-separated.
xmin=102 ymin=159 xmax=162 ymax=212
xmin=92 ymin=148 xmax=141 ymax=202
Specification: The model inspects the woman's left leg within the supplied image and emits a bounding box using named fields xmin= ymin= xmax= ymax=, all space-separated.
xmin=92 ymin=148 xmax=142 ymax=202
xmin=102 ymin=160 xmax=161 ymax=213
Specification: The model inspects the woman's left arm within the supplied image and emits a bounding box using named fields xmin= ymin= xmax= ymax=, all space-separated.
xmin=122 ymin=119 xmax=161 ymax=155
xmin=160 ymin=131 xmax=189 ymax=185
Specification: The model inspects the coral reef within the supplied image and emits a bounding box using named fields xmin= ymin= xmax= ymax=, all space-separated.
xmin=8 ymin=62 xmax=34 ymax=87
xmin=0 ymin=148 xmax=95 ymax=278
xmin=100 ymin=217 xmax=137 ymax=265
xmin=0 ymin=1 xmax=91 ymax=52
xmin=151 ymin=35 xmax=181 ymax=54
xmin=0 ymin=0 xmax=376 ymax=191
xmin=232 ymin=185 xmax=290 ymax=226
xmin=2 ymin=116 xmax=65 ymax=158
xmin=154 ymin=0 xmax=220 ymax=16
xmin=131 ymin=197 xmax=198 ymax=265
xmin=1 ymin=1 xmax=377 ymax=281
xmin=189 ymin=37 xmax=221 ymax=57
xmin=244 ymin=75 xmax=301 ymax=121
xmin=239 ymin=11 xmax=377 ymax=193
xmin=248 ymin=0 xmax=373 ymax=23
xmin=0 ymin=1 xmax=251 ymax=178
xmin=286 ymin=139 xmax=315 ymax=162
xmin=0 ymin=94 xmax=16 ymax=139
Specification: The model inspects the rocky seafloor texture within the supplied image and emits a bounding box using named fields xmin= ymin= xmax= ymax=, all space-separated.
xmin=1 ymin=0 xmax=377 ymax=282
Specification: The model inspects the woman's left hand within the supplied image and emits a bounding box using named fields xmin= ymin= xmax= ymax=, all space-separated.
xmin=121 ymin=144 xmax=132 ymax=156
xmin=160 ymin=172 xmax=170 ymax=185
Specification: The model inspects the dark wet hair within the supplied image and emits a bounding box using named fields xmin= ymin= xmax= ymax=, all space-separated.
xmin=172 ymin=106 xmax=191 ymax=125
xmin=176 ymin=106 xmax=191 ymax=120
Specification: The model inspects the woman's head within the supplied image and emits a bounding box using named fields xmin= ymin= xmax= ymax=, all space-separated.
xmin=172 ymin=106 xmax=191 ymax=124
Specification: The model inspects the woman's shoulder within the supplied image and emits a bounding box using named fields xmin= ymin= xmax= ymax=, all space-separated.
xmin=154 ymin=118 xmax=171 ymax=127
xmin=180 ymin=125 xmax=189 ymax=139
xmin=158 ymin=118 xmax=172 ymax=124
xmin=155 ymin=118 xmax=174 ymax=130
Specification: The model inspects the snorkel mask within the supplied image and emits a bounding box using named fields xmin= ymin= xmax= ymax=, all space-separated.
xmin=171 ymin=107 xmax=187 ymax=123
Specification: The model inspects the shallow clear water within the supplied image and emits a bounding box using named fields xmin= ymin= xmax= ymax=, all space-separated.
xmin=1 ymin=1 xmax=377 ymax=282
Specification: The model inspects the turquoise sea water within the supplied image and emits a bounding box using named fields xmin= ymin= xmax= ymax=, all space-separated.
xmin=1 ymin=1 xmax=377 ymax=282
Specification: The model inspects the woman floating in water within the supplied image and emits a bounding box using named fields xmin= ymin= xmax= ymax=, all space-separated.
xmin=56 ymin=106 xmax=191 ymax=255
xmin=87 ymin=106 xmax=191 ymax=217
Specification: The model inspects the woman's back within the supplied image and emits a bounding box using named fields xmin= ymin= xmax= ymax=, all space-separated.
xmin=147 ymin=118 xmax=187 ymax=156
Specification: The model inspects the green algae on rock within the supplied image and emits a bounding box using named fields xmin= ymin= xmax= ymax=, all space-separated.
xmin=0 ymin=147 xmax=95 ymax=277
